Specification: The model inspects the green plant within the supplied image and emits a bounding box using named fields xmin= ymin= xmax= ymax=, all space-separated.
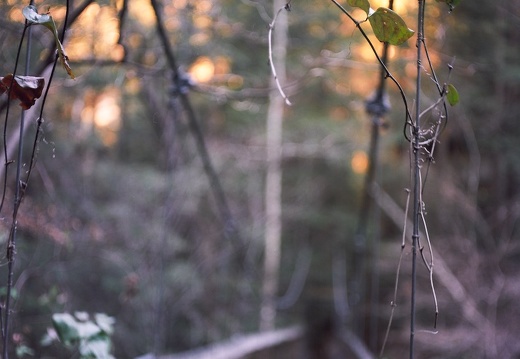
xmin=43 ymin=312 xmax=115 ymax=359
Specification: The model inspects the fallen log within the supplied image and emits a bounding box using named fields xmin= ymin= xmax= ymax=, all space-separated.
xmin=156 ymin=325 xmax=304 ymax=359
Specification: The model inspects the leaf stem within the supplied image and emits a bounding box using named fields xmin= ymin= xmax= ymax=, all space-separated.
xmin=329 ymin=0 xmax=413 ymax=140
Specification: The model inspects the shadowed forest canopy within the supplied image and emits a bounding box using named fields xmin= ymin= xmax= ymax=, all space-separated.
xmin=0 ymin=0 xmax=520 ymax=358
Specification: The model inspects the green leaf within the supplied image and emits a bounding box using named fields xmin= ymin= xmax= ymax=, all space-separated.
xmin=79 ymin=338 xmax=115 ymax=359
xmin=75 ymin=321 xmax=102 ymax=339
xmin=446 ymin=83 xmax=459 ymax=106
xmin=75 ymin=311 xmax=90 ymax=322
xmin=0 ymin=287 xmax=18 ymax=299
xmin=347 ymin=0 xmax=371 ymax=14
xmin=435 ymin=0 xmax=462 ymax=11
xmin=52 ymin=313 xmax=80 ymax=346
xmin=51 ymin=312 xmax=115 ymax=358
xmin=368 ymin=7 xmax=414 ymax=46
xmin=16 ymin=344 xmax=35 ymax=357
xmin=22 ymin=5 xmax=75 ymax=79
xmin=94 ymin=313 xmax=115 ymax=335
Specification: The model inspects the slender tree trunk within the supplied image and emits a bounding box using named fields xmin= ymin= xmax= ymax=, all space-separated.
xmin=410 ymin=1 xmax=426 ymax=357
xmin=260 ymin=0 xmax=288 ymax=332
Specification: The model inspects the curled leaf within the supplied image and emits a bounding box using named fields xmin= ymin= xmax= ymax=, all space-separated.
xmin=22 ymin=5 xmax=75 ymax=79
xmin=56 ymin=41 xmax=74 ymax=79
xmin=368 ymin=7 xmax=414 ymax=46
xmin=0 ymin=74 xmax=45 ymax=110
xmin=446 ymin=83 xmax=459 ymax=106
xmin=22 ymin=5 xmax=53 ymax=26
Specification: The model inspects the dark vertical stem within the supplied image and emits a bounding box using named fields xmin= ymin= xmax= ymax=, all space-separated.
xmin=149 ymin=0 xmax=242 ymax=255
xmin=3 ymin=0 xmax=71 ymax=355
xmin=2 ymin=15 xmax=33 ymax=359
xmin=368 ymin=175 xmax=380 ymax=352
xmin=148 ymin=0 xmax=247 ymax=341
xmin=351 ymin=0 xmax=393 ymax=339
xmin=351 ymin=117 xmax=379 ymax=336
xmin=117 ymin=0 xmax=128 ymax=57
xmin=411 ymin=1 xmax=425 ymax=358
xmin=25 ymin=0 xmax=70 ymax=187
xmin=0 ymin=24 xmax=28 ymax=217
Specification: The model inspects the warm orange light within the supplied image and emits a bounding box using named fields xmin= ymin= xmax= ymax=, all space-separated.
xmin=50 ymin=6 xmax=67 ymax=22
xmin=172 ymin=0 xmax=188 ymax=10
xmin=165 ymin=17 xmax=181 ymax=32
xmin=66 ymin=4 xmax=120 ymax=60
xmin=350 ymin=69 xmax=377 ymax=96
xmin=193 ymin=14 xmax=212 ymax=29
xmin=189 ymin=32 xmax=210 ymax=46
xmin=227 ymin=75 xmax=244 ymax=90
xmin=129 ymin=0 xmax=156 ymax=27
xmin=335 ymin=83 xmax=352 ymax=96
xmin=194 ymin=0 xmax=212 ymax=12
xmin=189 ymin=57 xmax=215 ymax=83
xmin=214 ymin=56 xmax=231 ymax=75
xmin=388 ymin=45 xmax=396 ymax=60
xmin=329 ymin=106 xmax=349 ymax=121
xmin=8 ymin=7 xmax=24 ymax=22
xmin=94 ymin=93 xmax=120 ymax=129
xmin=370 ymin=0 xmax=413 ymax=14
xmin=124 ymin=74 xmax=141 ymax=95
xmin=111 ymin=44 xmax=125 ymax=62
xmin=356 ymin=42 xmax=378 ymax=62
xmin=79 ymin=88 xmax=122 ymax=147
xmin=309 ymin=23 xmax=327 ymax=38
xmin=351 ymin=150 xmax=369 ymax=174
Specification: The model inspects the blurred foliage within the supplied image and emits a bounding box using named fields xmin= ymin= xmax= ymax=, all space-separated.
xmin=46 ymin=312 xmax=115 ymax=358
xmin=0 ymin=0 xmax=520 ymax=358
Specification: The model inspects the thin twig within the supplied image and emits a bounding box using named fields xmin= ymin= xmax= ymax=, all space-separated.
xmin=268 ymin=4 xmax=292 ymax=106
xmin=277 ymin=246 xmax=312 ymax=310
xmin=419 ymin=211 xmax=438 ymax=328
xmin=333 ymin=252 xmax=349 ymax=325
xmin=24 ymin=0 xmax=71 ymax=197
xmin=329 ymin=0 xmax=413 ymax=140
xmin=370 ymin=182 xmax=491 ymax=333
xmin=416 ymin=166 xmax=438 ymax=328
xmin=379 ymin=188 xmax=410 ymax=358
xmin=418 ymin=93 xmax=445 ymax=119
xmin=1 ymin=22 xmax=29 ymax=358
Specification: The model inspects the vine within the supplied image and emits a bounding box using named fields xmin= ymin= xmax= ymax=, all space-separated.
xmin=0 ymin=2 xmax=74 ymax=356
xmin=269 ymin=0 xmax=461 ymax=357
xmin=0 ymin=0 xmax=466 ymax=356
xmin=340 ymin=1 xmax=459 ymax=358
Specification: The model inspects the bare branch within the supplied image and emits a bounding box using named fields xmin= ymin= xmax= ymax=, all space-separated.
xmin=369 ymin=182 xmax=492 ymax=330
xmin=268 ymin=5 xmax=292 ymax=106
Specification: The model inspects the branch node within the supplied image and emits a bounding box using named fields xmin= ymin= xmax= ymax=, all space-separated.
xmin=170 ymin=70 xmax=194 ymax=97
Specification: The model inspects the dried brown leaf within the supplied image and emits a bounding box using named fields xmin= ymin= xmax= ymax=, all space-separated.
xmin=0 ymin=74 xmax=45 ymax=110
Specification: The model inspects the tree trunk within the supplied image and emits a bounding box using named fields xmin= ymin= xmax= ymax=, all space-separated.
xmin=260 ymin=0 xmax=288 ymax=332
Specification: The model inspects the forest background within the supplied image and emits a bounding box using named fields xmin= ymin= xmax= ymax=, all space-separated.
xmin=0 ymin=0 xmax=520 ymax=358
